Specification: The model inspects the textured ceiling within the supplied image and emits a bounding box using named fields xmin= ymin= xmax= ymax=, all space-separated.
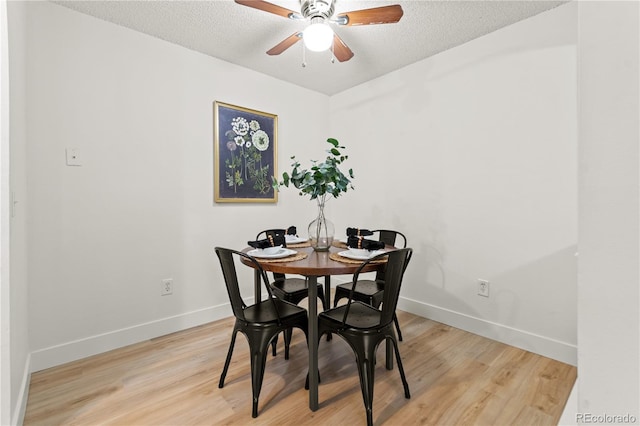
xmin=51 ymin=0 xmax=568 ymax=95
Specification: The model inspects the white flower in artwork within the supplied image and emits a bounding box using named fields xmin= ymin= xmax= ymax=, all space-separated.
xmin=231 ymin=117 xmax=249 ymax=136
xmin=252 ymin=130 xmax=270 ymax=151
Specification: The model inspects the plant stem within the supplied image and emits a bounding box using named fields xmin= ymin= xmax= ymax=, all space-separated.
xmin=316 ymin=194 xmax=327 ymax=242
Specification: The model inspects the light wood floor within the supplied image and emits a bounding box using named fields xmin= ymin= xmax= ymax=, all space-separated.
xmin=24 ymin=310 xmax=576 ymax=425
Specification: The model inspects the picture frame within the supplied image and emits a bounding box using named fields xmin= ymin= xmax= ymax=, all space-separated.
xmin=213 ymin=101 xmax=278 ymax=203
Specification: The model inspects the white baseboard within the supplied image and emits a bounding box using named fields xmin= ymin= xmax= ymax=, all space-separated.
xmin=12 ymin=353 xmax=31 ymax=426
xmin=30 ymin=304 xmax=232 ymax=373
xmin=397 ymin=296 xmax=577 ymax=366
xmin=29 ymin=295 xmax=577 ymax=374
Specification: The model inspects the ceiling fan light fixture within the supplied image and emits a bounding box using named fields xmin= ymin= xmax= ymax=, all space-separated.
xmin=235 ymin=0 xmax=403 ymax=62
xmin=303 ymin=20 xmax=333 ymax=52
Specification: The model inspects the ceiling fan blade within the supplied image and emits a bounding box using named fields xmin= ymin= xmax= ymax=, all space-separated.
xmin=335 ymin=5 xmax=404 ymax=26
xmin=332 ymin=33 xmax=354 ymax=62
xmin=234 ymin=0 xmax=300 ymax=19
xmin=267 ymin=32 xmax=302 ymax=55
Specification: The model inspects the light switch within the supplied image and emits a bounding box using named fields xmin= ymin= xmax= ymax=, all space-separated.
xmin=66 ymin=148 xmax=82 ymax=166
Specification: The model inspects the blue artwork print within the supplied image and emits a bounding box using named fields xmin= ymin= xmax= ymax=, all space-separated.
xmin=215 ymin=102 xmax=277 ymax=202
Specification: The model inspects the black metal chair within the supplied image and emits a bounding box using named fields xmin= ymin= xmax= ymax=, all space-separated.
xmin=333 ymin=229 xmax=407 ymax=340
xmin=256 ymin=229 xmax=328 ymax=358
xmin=215 ymin=247 xmax=309 ymax=418
xmin=316 ymin=248 xmax=413 ymax=426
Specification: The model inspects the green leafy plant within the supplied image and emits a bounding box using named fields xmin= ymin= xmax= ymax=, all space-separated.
xmin=273 ymin=138 xmax=355 ymax=200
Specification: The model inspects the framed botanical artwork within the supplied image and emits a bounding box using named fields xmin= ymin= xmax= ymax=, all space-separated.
xmin=213 ymin=101 xmax=278 ymax=203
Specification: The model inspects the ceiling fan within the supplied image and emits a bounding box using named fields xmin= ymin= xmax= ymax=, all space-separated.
xmin=234 ymin=0 xmax=404 ymax=62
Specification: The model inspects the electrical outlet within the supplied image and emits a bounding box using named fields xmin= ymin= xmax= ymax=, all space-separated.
xmin=65 ymin=148 xmax=82 ymax=166
xmin=477 ymin=279 xmax=490 ymax=297
xmin=161 ymin=278 xmax=173 ymax=296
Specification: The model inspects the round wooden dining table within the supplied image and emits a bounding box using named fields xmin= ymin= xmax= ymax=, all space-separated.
xmin=241 ymin=245 xmax=389 ymax=412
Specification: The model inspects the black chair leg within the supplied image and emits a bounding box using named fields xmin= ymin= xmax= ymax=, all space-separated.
xmin=333 ymin=292 xmax=345 ymax=308
xmin=393 ymin=313 xmax=403 ymax=342
xmin=345 ymin=334 xmax=378 ymax=426
xmin=284 ymin=328 xmax=293 ymax=360
xmin=250 ymin=350 xmax=266 ymax=418
xmin=270 ymin=334 xmax=278 ymax=356
xmin=219 ymin=328 xmax=238 ymax=388
xmin=247 ymin=328 xmax=278 ymax=418
xmin=318 ymin=287 xmax=328 ymax=311
xmin=355 ymin=356 xmax=376 ymax=426
xmin=392 ymin=336 xmax=411 ymax=398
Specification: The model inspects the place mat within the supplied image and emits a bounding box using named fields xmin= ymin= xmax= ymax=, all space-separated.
xmin=256 ymin=251 xmax=308 ymax=263
xmin=332 ymin=241 xmax=348 ymax=249
xmin=287 ymin=241 xmax=311 ymax=248
xmin=329 ymin=252 xmax=387 ymax=265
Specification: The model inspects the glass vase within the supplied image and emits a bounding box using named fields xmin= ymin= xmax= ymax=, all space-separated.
xmin=308 ymin=195 xmax=334 ymax=251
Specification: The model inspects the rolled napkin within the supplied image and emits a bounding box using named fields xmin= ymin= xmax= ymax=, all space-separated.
xmin=347 ymin=236 xmax=385 ymax=251
xmin=248 ymin=234 xmax=286 ymax=249
xmin=248 ymin=238 xmax=272 ymax=249
xmin=270 ymin=234 xmax=286 ymax=247
xmin=286 ymin=226 xmax=297 ymax=236
xmin=346 ymin=227 xmax=374 ymax=237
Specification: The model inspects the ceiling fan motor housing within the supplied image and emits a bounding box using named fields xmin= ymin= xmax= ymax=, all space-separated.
xmin=301 ymin=0 xmax=335 ymax=19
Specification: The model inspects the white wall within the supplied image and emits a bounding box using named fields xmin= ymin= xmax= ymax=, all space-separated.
xmin=19 ymin=1 xmax=580 ymax=371
xmin=7 ymin=0 xmax=640 ymax=422
xmin=15 ymin=0 xmax=640 ymax=422
xmin=22 ymin=1 xmax=330 ymax=371
xmin=17 ymin=0 xmax=581 ymax=375
xmin=0 ymin=1 xmax=12 ymax=424
xmin=330 ymin=3 xmax=578 ymax=364
xmin=4 ymin=1 xmax=29 ymax=424
xmin=577 ymin=0 xmax=639 ymax=417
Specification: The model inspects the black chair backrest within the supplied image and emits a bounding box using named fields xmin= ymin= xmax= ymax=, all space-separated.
xmin=256 ymin=229 xmax=287 ymax=247
xmin=215 ymin=247 xmax=279 ymax=323
xmin=343 ymin=248 xmax=413 ymax=326
xmin=255 ymin=229 xmax=287 ymax=280
xmin=378 ymin=248 xmax=412 ymax=326
xmin=374 ymin=229 xmax=407 ymax=248
xmin=370 ymin=230 xmax=407 ymax=281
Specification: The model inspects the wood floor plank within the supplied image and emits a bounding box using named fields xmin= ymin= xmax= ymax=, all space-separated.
xmin=24 ymin=311 xmax=576 ymax=426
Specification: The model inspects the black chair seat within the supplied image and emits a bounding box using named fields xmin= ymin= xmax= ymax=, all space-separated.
xmin=243 ymin=299 xmax=308 ymax=324
xmin=271 ymin=277 xmax=323 ymax=300
xmin=318 ymin=301 xmax=383 ymax=329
